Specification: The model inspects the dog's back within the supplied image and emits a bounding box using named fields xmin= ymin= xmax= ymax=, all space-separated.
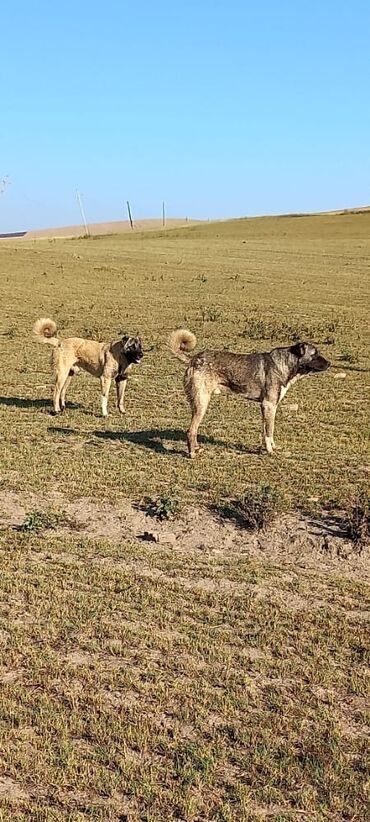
xmin=59 ymin=338 xmax=107 ymax=376
xmin=190 ymin=349 xmax=267 ymax=400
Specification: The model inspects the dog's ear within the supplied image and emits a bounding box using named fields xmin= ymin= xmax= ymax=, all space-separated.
xmin=290 ymin=342 xmax=306 ymax=359
xmin=121 ymin=334 xmax=131 ymax=349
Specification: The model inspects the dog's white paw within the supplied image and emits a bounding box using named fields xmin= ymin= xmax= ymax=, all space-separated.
xmin=189 ymin=447 xmax=202 ymax=458
xmin=265 ymin=438 xmax=274 ymax=455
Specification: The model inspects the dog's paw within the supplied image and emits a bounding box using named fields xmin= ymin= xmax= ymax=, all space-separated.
xmin=118 ymin=407 xmax=126 ymax=414
xmin=189 ymin=446 xmax=203 ymax=458
xmin=265 ymin=437 xmax=275 ymax=455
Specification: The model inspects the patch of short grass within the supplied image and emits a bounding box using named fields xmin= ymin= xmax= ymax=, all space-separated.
xmin=241 ymin=314 xmax=338 ymax=344
xmin=0 ymin=528 xmax=368 ymax=818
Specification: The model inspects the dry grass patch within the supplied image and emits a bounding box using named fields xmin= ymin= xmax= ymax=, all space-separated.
xmin=0 ymin=525 xmax=369 ymax=820
xmin=345 ymin=490 xmax=370 ymax=549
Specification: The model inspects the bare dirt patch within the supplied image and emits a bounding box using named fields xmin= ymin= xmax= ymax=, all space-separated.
xmin=0 ymin=668 xmax=24 ymax=684
xmin=0 ymin=489 xmax=368 ymax=580
xmin=0 ymin=776 xmax=29 ymax=802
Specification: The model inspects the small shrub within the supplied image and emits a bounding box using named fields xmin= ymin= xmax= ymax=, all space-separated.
xmin=338 ymin=350 xmax=355 ymax=364
xmin=345 ymin=491 xmax=370 ymax=548
xmin=146 ymin=493 xmax=179 ymax=521
xmin=216 ymin=484 xmax=284 ymax=531
xmin=18 ymin=509 xmax=74 ymax=534
xmin=242 ymin=317 xmax=269 ymax=339
xmin=200 ymin=306 xmax=221 ymax=322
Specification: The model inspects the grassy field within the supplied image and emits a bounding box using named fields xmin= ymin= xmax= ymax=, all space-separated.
xmin=0 ymin=211 xmax=369 ymax=507
xmin=0 ymin=213 xmax=369 ymax=819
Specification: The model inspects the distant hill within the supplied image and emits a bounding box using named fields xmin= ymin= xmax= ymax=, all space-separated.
xmin=14 ymin=218 xmax=200 ymax=240
xmin=1 ymin=206 xmax=370 ymax=240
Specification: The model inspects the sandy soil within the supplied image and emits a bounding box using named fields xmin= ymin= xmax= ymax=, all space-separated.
xmin=0 ymin=490 xmax=368 ymax=582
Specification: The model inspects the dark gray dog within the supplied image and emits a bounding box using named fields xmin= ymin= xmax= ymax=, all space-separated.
xmin=169 ymin=329 xmax=330 ymax=458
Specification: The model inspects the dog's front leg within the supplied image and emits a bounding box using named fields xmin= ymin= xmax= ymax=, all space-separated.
xmin=115 ymin=373 xmax=128 ymax=414
xmin=100 ymin=375 xmax=112 ymax=417
xmin=261 ymin=400 xmax=277 ymax=454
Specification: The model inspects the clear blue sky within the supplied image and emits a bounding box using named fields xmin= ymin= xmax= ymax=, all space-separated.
xmin=1 ymin=1 xmax=369 ymax=231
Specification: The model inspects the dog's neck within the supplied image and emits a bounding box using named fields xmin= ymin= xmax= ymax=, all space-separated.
xmin=269 ymin=349 xmax=300 ymax=386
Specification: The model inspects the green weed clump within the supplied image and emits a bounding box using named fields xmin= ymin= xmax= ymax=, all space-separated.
xmin=18 ymin=510 xmax=73 ymax=534
xmin=146 ymin=492 xmax=179 ymax=521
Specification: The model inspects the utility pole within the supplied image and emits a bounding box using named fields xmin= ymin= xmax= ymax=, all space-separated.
xmin=162 ymin=201 xmax=166 ymax=227
xmin=76 ymin=190 xmax=90 ymax=236
xmin=126 ymin=200 xmax=134 ymax=229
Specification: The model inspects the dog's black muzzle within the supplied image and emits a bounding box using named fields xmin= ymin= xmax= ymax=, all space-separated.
xmin=310 ymin=355 xmax=331 ymax=372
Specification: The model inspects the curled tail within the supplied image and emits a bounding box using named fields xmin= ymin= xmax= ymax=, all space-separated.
xmin=33 ymin=317 xmax=60 ymax=347
xmin=168 ymin=328 xmax=197 ymax=364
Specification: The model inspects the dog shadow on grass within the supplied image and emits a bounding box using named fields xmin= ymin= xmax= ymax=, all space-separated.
xmin=0 ymin=395 xmax=52 ymax=410
xmin=47 ymin=426 xmax=81 ymax=437
xmin=93 ymin=428 xmax=260 ymax=457
xmin=0 ymin=396 xmax=83 ymax=411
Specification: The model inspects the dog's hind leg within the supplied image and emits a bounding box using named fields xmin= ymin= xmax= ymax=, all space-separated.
xmin=60 ymin=368 xmax=77 ymax=411
xmin=186 ymin=379 xmax=211 ymax=459
xmin=261 ymin=400 xmax=277 ymax=454
xmin=100 ymin=375 xmax=112 ymax=417
xmin=53 ymin=365 xmax=72 ymax=414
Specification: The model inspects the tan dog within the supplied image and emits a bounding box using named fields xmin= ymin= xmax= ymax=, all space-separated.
xmin=33 ymin=318 xmax=143 ymax=415
xmin=169 ymin=329 xmax=330 ymax=457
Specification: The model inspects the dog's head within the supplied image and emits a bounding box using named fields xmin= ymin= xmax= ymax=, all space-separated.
xmin=290 ymin=342 xmax=330 ymax=374
xmin=121 ymin=335 xmax=143 ymax=364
